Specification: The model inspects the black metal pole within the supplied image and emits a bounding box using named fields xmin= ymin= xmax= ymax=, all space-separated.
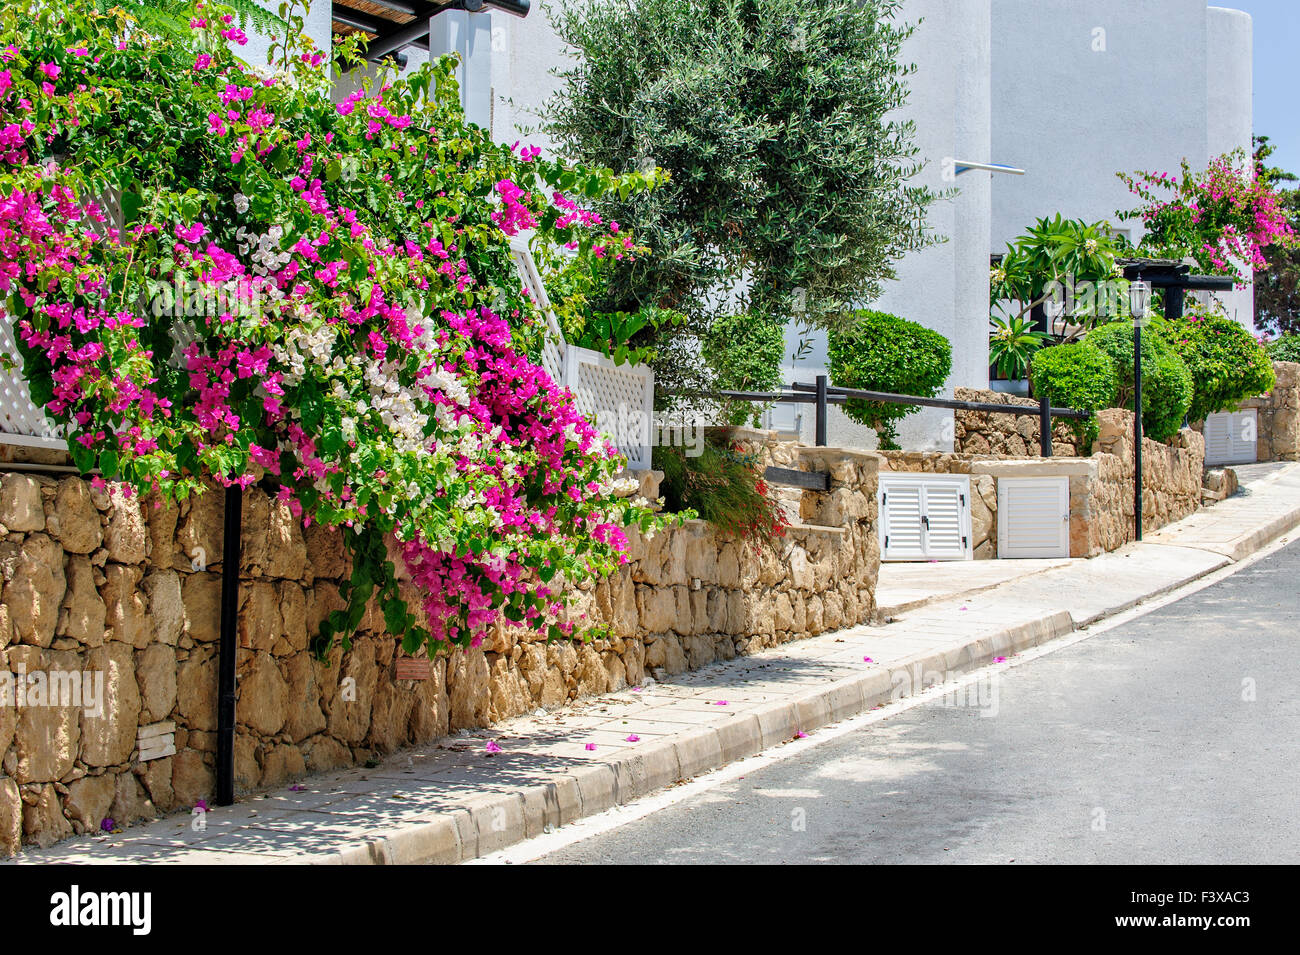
xmin=815 ymin=374 xmax=828 ymax=447
xmin=1133 ymin=324 xmax=1144 ymax=542
xmin=216 ymin=482 xmax=242 ymax=806
xmin=1038 ymin=387 xmax=1052 ymax=458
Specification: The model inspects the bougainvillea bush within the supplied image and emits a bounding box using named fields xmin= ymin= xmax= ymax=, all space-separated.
xmin=0 ymin=0 xmax=667 ymax=653
xmin=1117 ymin=151 xmax=1296 ymax=286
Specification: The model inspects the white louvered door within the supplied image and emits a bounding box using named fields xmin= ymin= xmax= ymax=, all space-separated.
xmin=997 ymin=477 xmax=1070 ymax=558
xmin=1203 ymin=410 xmax=1258 ymax=466
xmin=879 ymin=475 xmax=972 ymax=561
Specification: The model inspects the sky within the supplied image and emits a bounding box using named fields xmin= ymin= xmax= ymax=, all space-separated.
xmin=1221 ymin=0 xmax=1300 ymax=176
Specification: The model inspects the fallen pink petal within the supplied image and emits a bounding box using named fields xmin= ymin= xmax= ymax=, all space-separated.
xmin=625 ymin=734 xmax=640 ymax=742
xmin=485 ymin=740 xmax=502 ymax=754
xmin=585 ymin=743 xmax=598 ymax=751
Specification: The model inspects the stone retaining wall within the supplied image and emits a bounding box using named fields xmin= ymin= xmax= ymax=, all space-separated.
xmin=1194 ymin=361 xmax=1300 ymax=462
xmin=953 ymin=387 xmax=1085 ymax=457
xmin=879 ymin=408 xmax=1204 ymax=559
xmin=0 ymin=435 xmax=879 ymax=854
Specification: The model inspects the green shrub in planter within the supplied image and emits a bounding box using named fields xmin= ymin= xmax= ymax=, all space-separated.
xmin=1157 ymin=308 xmax=1275 ymax=423
xmin=1266 ymin=334 xmax=1300 ymax=364
xmin=827 ymin=310 xmax=951 ymax=450
xmin=1086 ymin=321 xmax=1194 ymax=443
xmin=1029 ymin=343 xmax=1119 ymax=452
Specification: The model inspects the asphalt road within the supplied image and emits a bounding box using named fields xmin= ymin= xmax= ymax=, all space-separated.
xmin=532 ymin=540 xmax=1300 ymax=864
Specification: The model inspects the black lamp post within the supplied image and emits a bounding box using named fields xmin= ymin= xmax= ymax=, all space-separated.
xmin=1128 ymin=280 xmax=1152 ymax=541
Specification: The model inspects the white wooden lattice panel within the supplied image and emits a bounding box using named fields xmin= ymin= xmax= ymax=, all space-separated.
xmin=0 ymin=308 xmax=67 ymax=450
xmin=565 ymin=344 xmax=655 ymax=470
xmin=509 ymin=236 xmax=566 ymax=386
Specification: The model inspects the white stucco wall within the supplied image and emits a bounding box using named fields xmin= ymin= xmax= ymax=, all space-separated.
xmin=1206 ymin=5 xmax=1255 ymax=329
xmin=990 ymin=0 xmax=1210 ymax=252
xmin=782 ymin=0 xmax=993 ymax=452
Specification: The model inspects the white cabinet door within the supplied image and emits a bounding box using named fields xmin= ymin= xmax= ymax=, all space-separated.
xmin=1203 ymin=410 xmax=1258 ymax=466
xmin=879 ymin=475 xmax=972 ymax=561
xmin=997 ymin=477 xmax=1070 ymax=559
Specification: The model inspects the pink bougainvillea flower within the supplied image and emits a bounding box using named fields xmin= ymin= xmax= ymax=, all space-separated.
xmin=713 ymin=700 xmax=728 ymax=706
xmin=38 ymin=61 xmax=59 ymax=79
xmin=863 ymin=656 xmax=873 ymax=663
xmin=194 ymin=800 xmax=208 ymax=812
xmin=584 ymin=743 xmax=597 ymax=751
xmin=994 ymin=656 xmax=1007 ymax=663
xmin=624 ymin=734 xmax=640 ymax=743
xmin=485 ymin=740 xmax=502 ymax=754
xmin=795 ymin=731 xmax=808 ymax=739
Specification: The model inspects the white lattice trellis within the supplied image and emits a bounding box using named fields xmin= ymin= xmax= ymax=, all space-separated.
xmin=564 ymin=345 xmax=655 ymax=469
xmin=510 ymin=237 xmax=656 ymax=470
xmin=509 ymin=236 xmax=566 ymax=386
xmin=0 ymin=308 xmax=66 ymax=450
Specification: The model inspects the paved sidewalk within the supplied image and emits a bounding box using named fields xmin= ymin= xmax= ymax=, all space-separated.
xmin=13 ymin=463 xmax=1300 ymax=866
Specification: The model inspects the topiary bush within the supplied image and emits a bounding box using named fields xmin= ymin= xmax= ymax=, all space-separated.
xmin=827 ymin=310 xmax=951 ymax=450
xmin=1266 ymin=334 xmax=1300 ymax=364
xmin=1086 ymin=321 xmax=1194 ymax=443
xmin=1029 ymin=343 xmax=1118 ymax=452
xmin=1157 ymin=307 xmax=1275 ymax=423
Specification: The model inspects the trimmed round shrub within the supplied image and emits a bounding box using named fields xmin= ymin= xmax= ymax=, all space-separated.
xmin=1029 ymin=343 xmax=1119 ymax=452
xmin=1157 ymin=309 xmax=1275 ymax=423
xmin=827 ymin=310 xmax=952 ymax=450
xmin=1267 ymin=334 xmax=1300 ymax=364
xmin=1086 ymin=321 xmax=1194 ymax=443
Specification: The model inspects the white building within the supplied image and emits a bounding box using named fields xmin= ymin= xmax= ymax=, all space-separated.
xmin=289 ymin=0 xmax=1254 ymax=451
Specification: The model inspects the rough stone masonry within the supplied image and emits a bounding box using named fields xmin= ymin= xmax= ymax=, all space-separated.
xmin=0 ymin=433 xmax=879 ymax=854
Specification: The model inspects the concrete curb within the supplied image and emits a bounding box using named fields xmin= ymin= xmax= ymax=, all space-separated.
xmin=305 ymin=609 xmax=1075 ymax=866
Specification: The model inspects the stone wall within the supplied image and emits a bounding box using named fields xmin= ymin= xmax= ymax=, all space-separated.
xmin=953 ymin=387 xmax=1085 ymax=457
xmin=0 ymin=436 xmax=879 ymax=855
xmin=1090 ymin=408 xmax=1205 ymax=551
xmin=1195 ymin=360 xmax=1300 ymax=462
xmin=878 ymin=408 xmax=1204 ymax=559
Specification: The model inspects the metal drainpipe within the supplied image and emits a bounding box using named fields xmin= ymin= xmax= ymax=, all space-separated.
xmin=216 ymin=482 xmax=242 ymax=806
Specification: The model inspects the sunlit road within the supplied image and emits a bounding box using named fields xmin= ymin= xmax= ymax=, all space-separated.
xmin=531 ymin=541 xmax=1300 ymax=864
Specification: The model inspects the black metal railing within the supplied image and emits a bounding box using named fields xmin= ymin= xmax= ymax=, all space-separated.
xmin=700 ymin=375 xmax=1089 ymax=457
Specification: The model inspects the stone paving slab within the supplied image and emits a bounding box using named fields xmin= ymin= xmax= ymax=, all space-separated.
xmin=10 ymin=463 xmax=1299 ymax=866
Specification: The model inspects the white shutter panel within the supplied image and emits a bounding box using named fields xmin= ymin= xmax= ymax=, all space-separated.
xmin=879 ymin=475 xmax=972 ymax=561
xmin=921 ymin=483 xmax=967 ymax=559
xmin=1204 ymin=410 xmax=1257 ymax=465
xmin=880 ymin=479 xmax=926 ymax=560
xmin=997 ymin=477 xmax=1070 ymax=558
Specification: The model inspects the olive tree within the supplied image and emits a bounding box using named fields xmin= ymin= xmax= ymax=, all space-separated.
xmin=542 ymin=0 xmax=941 ymax=394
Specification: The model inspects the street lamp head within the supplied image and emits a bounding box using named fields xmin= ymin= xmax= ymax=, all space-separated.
xmin=1129 ymin=280 xmax=1152 ymax=323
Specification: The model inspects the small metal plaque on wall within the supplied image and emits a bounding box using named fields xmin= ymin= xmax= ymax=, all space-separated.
xmin=395 ymin=657 xmax=431 ymax=681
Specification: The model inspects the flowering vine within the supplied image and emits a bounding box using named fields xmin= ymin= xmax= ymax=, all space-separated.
xmin=0 ymin=0 xmax=668 ymax=652
xmin=1118 ymin=151 xmax=1296 ymax=286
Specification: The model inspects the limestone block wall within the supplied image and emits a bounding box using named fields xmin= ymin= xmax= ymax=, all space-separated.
xmin=1196 ymin=361 xmax=1300 ymax=462
xmin=0 ymin=438 xmax=879 ymax=855
xmin=1091 ymin=409 xmax=1205 ymax=550
xmin=953 ymin=387 xmax=1085 ymax=457
xmin=879 ymin=408 xmax=1204 ymax=559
